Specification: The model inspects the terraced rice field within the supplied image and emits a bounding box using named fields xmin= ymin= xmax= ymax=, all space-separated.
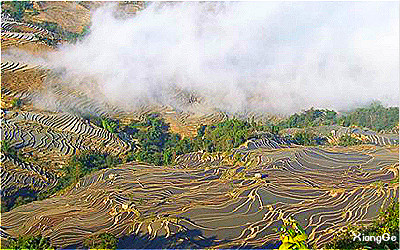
xmin=1 ymin=152 xmax=57 ymax=199
xmin=27 ymin=1 xmax=91 ymax=34
xmin=0 ymin=108 xmax=130 ymax=205
xmin=1 ymin=110 xmax=129 ymax=156
xmin=1 ymin=2 xmax=399 ymax=249
xmin=0 ymin=6 xmax=231 ymax=233
xmin=1 ymin=20 xmax=56 ymax=40
xmin=1 ymin=145 xmax=398 ymax=248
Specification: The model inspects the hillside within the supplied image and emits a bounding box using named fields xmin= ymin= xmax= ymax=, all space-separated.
xmin=1 ymin=2 xmax=399 ymax=249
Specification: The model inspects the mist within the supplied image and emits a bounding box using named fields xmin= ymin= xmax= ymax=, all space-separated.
xmin=45 ymin=1 xmax=398 ymax=115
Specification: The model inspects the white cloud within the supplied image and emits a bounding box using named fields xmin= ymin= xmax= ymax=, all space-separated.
xmin=46 ymin=1 xmax=399 ymax=115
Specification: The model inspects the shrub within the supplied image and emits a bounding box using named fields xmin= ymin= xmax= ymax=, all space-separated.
xmin=38 ymin=151 xmax=121 ymax=199
xmin=337 ymin=134 xmax=363 ymax=146
xmin=278 ymin=217 xmax=309 ymax=250
xmin=101 ymin=117 xmax=119 ymax=134
xmin=1 ymin=140 xmax=17 ymax=157
xmin=9 ymin=234 xmax=51 ymax=250
xmin=292 ymin=131 xmax=326 ymax=146
xmin=1 ymin=187 xmax=37 ymax=212
xmin=11 ymin=98 xmax=22 ymax=108
xmin=325 ymin=200 xmax=399 ymax=249
xmin=125 ymin=113 xmax=191 ymax=165
xmin=1 ymin=1 xmax=34 ymax=21
xmin=124 ymin=114 xmax=275 ymax=165
xmin=124 ymin=114 xmax=280 ymax=165
xmin=83 ymin=233 xmax=118 ymax=250
xmin=279 ymin=108 xmax=338 ymax=129
xmin=200 ymin=118 xmax=256 ymax=152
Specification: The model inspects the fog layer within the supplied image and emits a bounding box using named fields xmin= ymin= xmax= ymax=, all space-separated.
xmin=48 ymin=2 xmax=399 ymax=114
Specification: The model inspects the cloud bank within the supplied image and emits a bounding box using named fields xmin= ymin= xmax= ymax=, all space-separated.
xmin=47 ymin=1 xmax=399 ymax=115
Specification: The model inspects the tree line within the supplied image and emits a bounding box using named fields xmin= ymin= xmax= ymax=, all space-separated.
xmin=278 ymin=102 xmax=398 ymax=133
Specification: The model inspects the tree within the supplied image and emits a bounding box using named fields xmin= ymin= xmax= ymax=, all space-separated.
xmin=337 ymin=134 xmax=363 ymax=146
xmin=38 ymin=151 xmax=121 ymax=200
xmin=280 ymin=108 xmax=338 ymax=129
xmin=338 ymin=102 xmax=399 ymax=132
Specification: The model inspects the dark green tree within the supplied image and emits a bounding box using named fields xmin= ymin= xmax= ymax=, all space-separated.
xmin=339 ymin=102 xmax=399 ymax=132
